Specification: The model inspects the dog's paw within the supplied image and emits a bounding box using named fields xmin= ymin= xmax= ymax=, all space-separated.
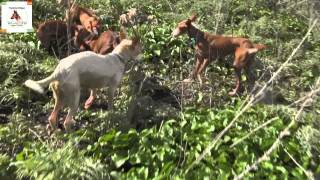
xmin=63 ymin=119 xmax=76 ymax=132
xmin=182 ymin=78 xmax=194 ymax=83
xmin=46 ymin=124 xmax=62 ymax=136
xmin=84 ymin=102 xmax=92 ymax=109
xmin=228 ymin=90 xmax=238 ymax=96
xmin=46 ymin=124 xmax=53 ymax=136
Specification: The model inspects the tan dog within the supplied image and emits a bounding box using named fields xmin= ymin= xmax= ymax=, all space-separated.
xmin=74 ymin=29 xmax=121 ymax=109
xmin=172 ymin=14 xmax=266 ymax=95
xmin=24 ymin=34 xmax=142 ymax=131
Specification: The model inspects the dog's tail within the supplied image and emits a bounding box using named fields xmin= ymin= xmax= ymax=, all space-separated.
xmin=24 ymin=73 xmax=58 ymax=94
xmin=253 ymin=44 xmax=267 ymax=51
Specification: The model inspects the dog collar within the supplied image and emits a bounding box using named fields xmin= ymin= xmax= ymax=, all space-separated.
xmin=113 ymin=54 xmax=126 ymax=64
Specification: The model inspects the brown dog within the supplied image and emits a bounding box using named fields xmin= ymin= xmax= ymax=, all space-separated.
xmin=76 ymin=29 xmax=120 ymax=55
xmin=67 ymin=5 xmax=101 ymax=35
xmin=36 ymin=20 xmax=82 ymax=58
xmin=172 ymin=14 xmax=266 ymax=95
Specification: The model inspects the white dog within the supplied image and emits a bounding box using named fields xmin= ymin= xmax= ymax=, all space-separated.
xmin=24 ymin=34 xmax=142 ymax=131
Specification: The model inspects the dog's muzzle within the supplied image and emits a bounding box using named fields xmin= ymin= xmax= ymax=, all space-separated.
xmin=171 ymin=28 xmax=180 ymax=37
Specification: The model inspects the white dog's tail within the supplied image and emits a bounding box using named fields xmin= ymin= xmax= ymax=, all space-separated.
xmin=24 ymin=73 xmax=57 ymax=94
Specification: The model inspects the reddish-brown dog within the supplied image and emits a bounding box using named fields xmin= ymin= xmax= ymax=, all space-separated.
xmin=172 ymin=14 xmax=266 ymax=95
xmin=36 ymin=20 xmax=82 ymax=58
xmin=75 ymin=29 xmax=120 ymax=55
xmin=67 ymin=5 xmax=101 ymax=35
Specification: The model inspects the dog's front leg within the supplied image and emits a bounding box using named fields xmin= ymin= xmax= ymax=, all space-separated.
xmin=244 ymin=65 xmax=256 ymax=92
xmin=107 ymin=74 xmax=122 ymax=110
xmin=229 ymin=68 xmax=242 ymax=96
xmin=107 ymin=86 xmax=116 ymax=110
xmin=196 ymin=58 xmax=209 ymax=85
xmin=184 ymin=56 xmax=202 ymax=83
xmin=84 ymin=89 xmax=97 ymax=109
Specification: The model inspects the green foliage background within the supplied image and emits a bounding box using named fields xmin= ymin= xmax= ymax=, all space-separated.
xmin=0 ymin=0 xmax=319 ymax=179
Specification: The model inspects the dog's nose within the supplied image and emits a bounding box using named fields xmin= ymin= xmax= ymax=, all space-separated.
xmin=92 ymin=28 xmax=99 ymax=35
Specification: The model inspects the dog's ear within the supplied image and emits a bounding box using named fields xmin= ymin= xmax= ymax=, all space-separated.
xmin=119 ymin=26 xmax=127 ymax=41
xmin=189 ymin=13 xmax=197 ymax=22
xmin=247 ymin=48 xmax=258 ymax=54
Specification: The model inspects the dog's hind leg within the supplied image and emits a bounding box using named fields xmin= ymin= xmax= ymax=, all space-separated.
xmin=63 ymin=88 xmax=80 ymax=131
xmin=48 ymin=81 xmax=63 ymax=130
xmin=229 ymin=68 xmax=242 ymax=96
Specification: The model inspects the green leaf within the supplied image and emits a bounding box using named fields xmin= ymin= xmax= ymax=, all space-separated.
xmin=98 ymin=130 xmax=116 ymax=143
xmin=154 ymin=50 xmax=161 ymax=56
xmin=275 ymin=166 xmax=287 ymax=175
xmin=112 ymin=154 xmax=129 ymax=168
xmin=262 ymin=161 xmax=274 ymax=170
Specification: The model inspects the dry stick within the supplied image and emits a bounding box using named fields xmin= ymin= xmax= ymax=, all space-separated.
xmin=66 ymin=0 xmax=77 ymax=56
xmin=214 ymin=0 xmax=224 ymax=34
xmin=230 ymin=117 xmax=279 ymax=148
xmin=234 ymin=78 xmax=319 ymax=180
xmin=290 ymin=79 xmax=320 ymax=106
xmin=282 ymin=144 xmax=314 ymax=180
xmin=186 ymin=18 xmax=318 ymax=173
xmin=29 ymin=128 xmax=47 ymax=147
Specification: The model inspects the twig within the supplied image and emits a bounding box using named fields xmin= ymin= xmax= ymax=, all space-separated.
xmin=28 ymin=128 xmax=47 ymax=147
xmin=230 ymin=117 xmax=279 ymax=148
xmin=214 ymin=0 xmax=224 ymax=34
xmin=282 ymin=144 xmax=314 ymax=180
xmin=186 ymin=18 xmax=318 ymax=173
xmin=289 ymin=79 xmax=320 ymax=107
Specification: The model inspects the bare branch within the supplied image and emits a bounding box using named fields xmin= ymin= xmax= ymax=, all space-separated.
xmin=283 ymin=144 xmax=314 ymax=180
